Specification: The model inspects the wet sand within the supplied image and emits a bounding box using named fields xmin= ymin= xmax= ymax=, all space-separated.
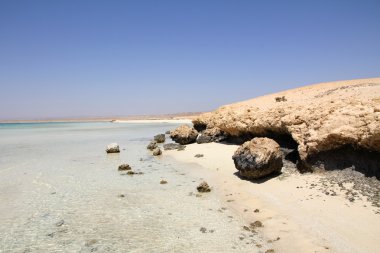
xmin=166 ymin=142 xmax=380 ymax=253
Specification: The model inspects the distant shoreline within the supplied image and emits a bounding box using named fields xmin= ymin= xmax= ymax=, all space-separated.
xmin=0 ymin=112 xmax=201 ymax=124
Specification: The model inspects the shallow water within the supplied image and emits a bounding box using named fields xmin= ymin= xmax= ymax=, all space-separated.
xmin=0 ymin=122 xmax=264 ymax=252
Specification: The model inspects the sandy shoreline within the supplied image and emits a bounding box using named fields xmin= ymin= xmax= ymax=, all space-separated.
xmin=114 ymin=119 xmax=192 ymax=124
xmin=165 ymin=142 xmax=380 ymax=253
xmin=0 ymin=113 xmax=201 ymax=124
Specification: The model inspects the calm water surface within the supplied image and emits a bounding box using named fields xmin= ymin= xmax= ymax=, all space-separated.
xmin=0 ymin=122 xmax=264 ymax=252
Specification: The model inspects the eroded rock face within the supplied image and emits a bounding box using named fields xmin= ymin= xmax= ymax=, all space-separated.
xmin=194 ymin=78 xmax=380 ymax=176
xmin=232 ymin=138 xmax=283 ymax=179
xmin=196 ymin=127 xmax=226 ymax=144
xmin=154 ymin=134 xmax=165 ymax=143
xmin=170 ymin=125 xmax=198 ymax=145
xmin=106 ymin=143 xmax=120 ymax=153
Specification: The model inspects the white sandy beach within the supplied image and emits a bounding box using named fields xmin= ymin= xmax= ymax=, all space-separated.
xmin=114 ymin=119 xmax=193 ymax=124
xmin=166 ymin=142 xmax=380 ymax=253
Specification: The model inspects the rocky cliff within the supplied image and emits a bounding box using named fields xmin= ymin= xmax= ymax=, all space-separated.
xmin=193 ymin=78 xmax=380 ymax=178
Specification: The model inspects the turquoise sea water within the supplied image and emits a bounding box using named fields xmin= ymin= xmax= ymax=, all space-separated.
xmin=0 ymin=122 xmax=264 ymax=252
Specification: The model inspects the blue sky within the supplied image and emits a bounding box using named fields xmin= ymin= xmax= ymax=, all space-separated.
xmin=0 ymin=0 xmax=379 ymax=120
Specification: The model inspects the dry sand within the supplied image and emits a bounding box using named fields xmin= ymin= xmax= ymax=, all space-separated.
xmin=166 ymin=142 xmax=380 ymax=253
xmin=114 ymin=119 xmax=192 ymax=124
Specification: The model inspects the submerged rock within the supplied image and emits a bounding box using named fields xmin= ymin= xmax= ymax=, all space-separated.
xmin=152 ymin=147 xmax=162 ymax=156
xmin=106 ymin=143 xmax=120 ymax=153
xmin=232 ymin=138 xmax=283 ymax=179
xmin=197 ymin=181 xmax=211 ymax=193
xmin=163 ymin=143 xmax=186 ymax=151
xmin=118 ymin=164 xmax=131 ymax=171
xmin=170 ymin=125 xmax=198 ymax=145
xmin=154 ymin=134 xmax=166 ymax=143
xmin=147 ymin=141 xmax=158 ymax=150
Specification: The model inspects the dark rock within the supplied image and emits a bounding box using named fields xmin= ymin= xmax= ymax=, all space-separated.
xmin=154 ymin=134 xmax=165 ymax=143
xmin=200 ymin=227 xmax=207 ymax=233
xmin=153 ymin=147 xmax=162 ymax=156
xmin=163 ymin=143 xmax=186 ymax=151
xmin=170 ymin=125 xmax=198 ymax=145
xmin=160 ymin=180 xmax=167 ymax=184
xmin=275 ymin=96 xmax=287 ymax=102
xmin=232 ymin=137 xmax=283 ymax=179
xmin=125 ymin=171 xmax=144 ymax=175
xmin=250 ymin=221 xmax=263 ymax=228
xmin=194 ymin=154 xmax=204 ymax=158
xmin=147 ymin=141 xmax=158 ymax=150
xmin=118 ymin=164 xmax=131 ymax=171
xmin=106 ymin=143 xmax=120 ymax=153
xmin=196 ymin=128 xmax=226 ymax=144
xmin=197 ymin=181 xmax=211 ymax=193
xmin=165 ymin=130 xmax=171 ymax=134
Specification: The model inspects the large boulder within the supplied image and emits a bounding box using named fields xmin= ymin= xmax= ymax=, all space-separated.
xmin=170 ymin=125 xmax=198 ymax=145
xmin=196 ymin=127 xmax=226 ymax=144
xmin=106 ymin=143 xmax=120 ymax=153
xmin=154 ymin=134 xmax=166 ymax=143
xmin=232 ymin=138 xmax=283 ymax=179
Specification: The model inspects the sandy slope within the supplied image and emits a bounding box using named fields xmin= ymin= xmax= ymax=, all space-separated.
xmin=166 ymin=143 xmax=380 ymax=253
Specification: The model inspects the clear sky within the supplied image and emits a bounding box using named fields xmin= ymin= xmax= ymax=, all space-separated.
xmin=0 ymin=0 xmax=379 ymax=120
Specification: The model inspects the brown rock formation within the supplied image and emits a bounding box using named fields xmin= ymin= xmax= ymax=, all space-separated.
xmin=170 ymin=125 xmax=198 ymax=145
xmin=193 ymin=78 xmax=380 ymax=178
